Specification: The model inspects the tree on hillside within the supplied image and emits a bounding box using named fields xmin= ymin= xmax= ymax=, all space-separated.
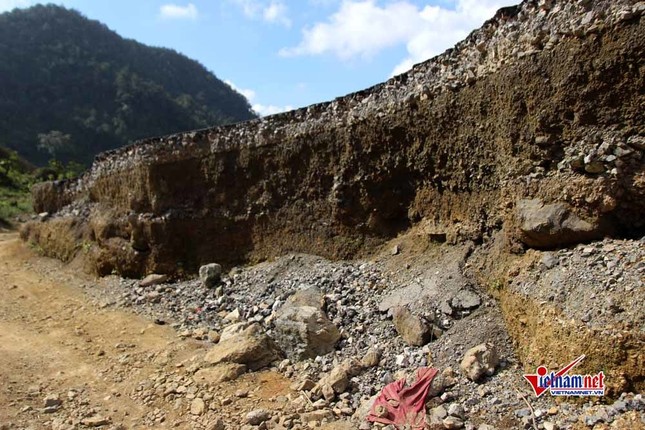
xmin=37 ymin=130 xmax=72 ymax=158
xmin=0 ymin=4 xmax=257 ymax=166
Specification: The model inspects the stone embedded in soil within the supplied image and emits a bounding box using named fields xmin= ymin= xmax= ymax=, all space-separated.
xmin=193 ymin=363 xmax=247 ymax=384
xmin=210 ymin=419 xmax=225 ymax=430
xmin=361 ymin=347 xmax=382 ymax=368
xmin=273 ymin=304 xmax=340 ymax=360
xmin=460 ymin=343 xmax=499 ymax=382
xmin=430 ymin=405 xmax=448 ymax=424
xmin=220 ymin=321 xmax=249 ymax=342
xmin=223 ymin=308 xmax=241 ymax=322
xmin=543 ymin=421 xmax=556 ymax=430
xmin=284 ymin=286 xmax=326 ymax=309
xmin=315 ymin=365 xmax=349 ymax=399
xmin=245 ymin=409 xmax=271 ymax=425
xmin=443 ymin=416 xmax=465 ymax=429
xmin=450 ymin=289 xmax=481 ymax=311
xmin=43 ymin=394 xmax=62 ymax=408
xmin=81 ymin=416 xmax=111 ymax=427
xmin=204 ymin=323 xmax=282 ymax=371
xmin=190 ymin=398 xmax=206 ymax=415
xmin=447 ymin=403 xmax=465 ymax=419
xmin=139 ymin=273 xmax=168 ymax=287
xmin=516 ymin=199 xmax=603 ymax=248
xmin=391 ymin=306 xmax=433 ymax=346
xmin=541 ymin=252 xmax=559 ymax=269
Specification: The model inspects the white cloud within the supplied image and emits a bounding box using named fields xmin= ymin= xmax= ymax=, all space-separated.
xmin=281 ymin=0 xmax=516 ymax=74
xmin=232 ymin=0 xmax=260 ymax=17
xmin=224 ymin=80 xmax=256 ymax=101
xmin=309 ymin=0 xmax=340 ymax=7
xmin=280 ymin=1 xmax=421 ymax=59
xmin=263 ymin=1 xmax=291 ymax=27
xmin=252 ymin=103 xmax=294 ymax=116
xmin=231 ymin=0 xmax=291 ymax=27
xmin=159 ymin=3 xmax=198 ymax=20
xmin=225 ymin=80 xmax=293 ymax=117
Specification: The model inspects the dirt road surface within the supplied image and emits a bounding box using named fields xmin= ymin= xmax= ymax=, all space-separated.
xmin=0 ymin=232 xmax=294 ymax=429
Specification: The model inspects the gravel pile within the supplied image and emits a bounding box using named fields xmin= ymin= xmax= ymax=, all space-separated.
xmin=82 ymin=237 xmax=644 ymax=429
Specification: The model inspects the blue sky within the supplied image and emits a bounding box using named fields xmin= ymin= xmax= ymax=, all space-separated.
xmin=1 ymin=0 xmax=517 ymax=115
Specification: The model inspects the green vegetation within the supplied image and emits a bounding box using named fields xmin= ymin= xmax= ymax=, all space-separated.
xmin=0 ymin=147 xmax=85 ymax=224
xmin=0 ymin=5 xmax=257 ymax=166
xmin=0 ymin=147 xmax=34 ymax=224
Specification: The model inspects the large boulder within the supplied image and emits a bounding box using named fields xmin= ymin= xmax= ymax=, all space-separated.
xmin=391 ymin=306 xmax=434 ymax=346
xmin=273 ymin=287 xmax=340 ymax=360
xmin=516 ymin=199 xmax=604 ymax=248
xmin=199 ymin=263 xmax=222 ymax=288
xmin=273 ymin=305 xmax=341 ymax=360
xmin=204 ymin=323 xmax=282 ymax=371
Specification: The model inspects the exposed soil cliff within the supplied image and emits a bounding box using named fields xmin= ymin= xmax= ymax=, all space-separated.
xmin=20 ymin=0 xmax=645 ymax=416
xmin=23 ymin=0 xmax=644 ymax=278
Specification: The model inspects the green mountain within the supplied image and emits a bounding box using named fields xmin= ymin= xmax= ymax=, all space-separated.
xmin=0 ymin=4 xmax=257 ymax=166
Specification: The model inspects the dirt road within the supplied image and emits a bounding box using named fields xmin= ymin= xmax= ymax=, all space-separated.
xmin=0 ymin=233 xmax=292 ymax=429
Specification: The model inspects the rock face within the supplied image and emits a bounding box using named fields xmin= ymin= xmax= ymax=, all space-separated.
xmin=204 ymin=323 xmax=282 ymax=371
xmin=516 ymin=199 xmax=604 ymax=248
xmin=21 ymin=0 xmax=644 ymax=277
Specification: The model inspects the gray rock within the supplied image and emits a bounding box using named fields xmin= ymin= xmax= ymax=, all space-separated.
xmin=612 ymin=400 xmax=627 ymax=412
xmin=448 ymin=403 xmax=465 ymax=419
xmin=284 ymin=286 xmax=325 ymax=309
xmin=245 ymin=409 xmax=271 ymax=425
xmin=220 ymin=322 xmax=250 ymax=342
xmin=440 ymin=300 xmax=454 ymax=315
xmin=273 ymin=305 xmax=340 ymax=360
xmin=541 ymin=252 xmax=559 ymax=269
xmin=516 ymin=199 xmax=604 ymax=248
xmin=451 ymin=289 xmax=481 ymax=311
xmin=430 ymin=405 xmax=448 ymax=423
xmin=199 ymin=263 xmax=222 ymax=288
xmin=515 ymin=408 xmax=531 ymax=418
xmin=427 ymin=368 xmax=457 ymax=398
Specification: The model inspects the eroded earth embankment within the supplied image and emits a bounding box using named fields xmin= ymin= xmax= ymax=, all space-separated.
xmin=20 ymin=0 xmax=645 ymax=428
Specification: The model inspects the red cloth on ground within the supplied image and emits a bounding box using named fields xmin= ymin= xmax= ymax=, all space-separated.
xmin=366 ymin=367 xmax=438 ymax=430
